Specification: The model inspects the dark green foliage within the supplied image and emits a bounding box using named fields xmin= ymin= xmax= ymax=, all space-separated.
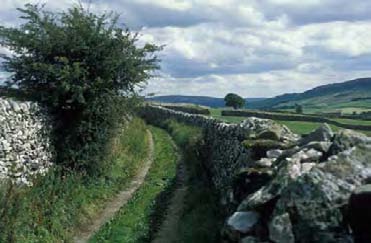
xmin=0 ymin=4 xmax=160 ymax=173
xmin=224 ymin=93 xmax=245 ymax=109
xmin=0 ymin=4 xmax=161 ymax=107
xmin=295 ymin=104 xmax=303 ymax=114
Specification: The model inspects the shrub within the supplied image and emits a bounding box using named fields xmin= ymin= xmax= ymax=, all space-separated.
xmin=0 ymin=4 xmax=161 ymax=173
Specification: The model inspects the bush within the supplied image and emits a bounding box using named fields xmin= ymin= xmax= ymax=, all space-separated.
xmin=0 ymin=4 xmax=161 ymax=173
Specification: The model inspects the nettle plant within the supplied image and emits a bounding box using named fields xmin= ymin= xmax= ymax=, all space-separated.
xmin=0 ymin=4 xmax=162 ymax=174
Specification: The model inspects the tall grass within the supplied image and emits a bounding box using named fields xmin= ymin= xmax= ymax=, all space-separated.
xmin=0 ymin=118 xmax=148 ymax=242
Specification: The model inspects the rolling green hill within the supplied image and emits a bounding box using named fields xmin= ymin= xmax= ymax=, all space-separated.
xmin=249 ymin=78 xmax=371 ymax=114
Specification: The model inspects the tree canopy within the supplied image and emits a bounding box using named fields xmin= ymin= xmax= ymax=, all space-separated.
xmin=0 ymin=4 xmax=162 ymax=174
xmin=224 ymin=93 xmax=245 ymax=109
xmin=0 ymin=3 xmax=161 ymax=110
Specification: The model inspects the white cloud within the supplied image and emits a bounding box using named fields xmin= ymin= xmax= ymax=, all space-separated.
xmin=1 ymin=0 xmax=371 ymax=97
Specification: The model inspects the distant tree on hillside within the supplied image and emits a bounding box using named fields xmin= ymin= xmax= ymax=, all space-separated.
xmin=295 ymin=104 xmax=303 ymax=114
xmin=224 ymin=93 xmax=245 ymax=109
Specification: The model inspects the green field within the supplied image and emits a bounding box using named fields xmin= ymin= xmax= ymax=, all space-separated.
xmin=209 ymin=108 xmax=371 ymax=136
xmin=332 ymin=118 xmax=371 ymax=126
xmin=276 ymin=121 xmax=339 ymax=134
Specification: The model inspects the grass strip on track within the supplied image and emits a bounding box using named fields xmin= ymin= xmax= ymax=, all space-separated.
xmin=164 ymin=120 xmax=224 ymax=243
xmin=90 ymin=126 xmax=178 ymax=243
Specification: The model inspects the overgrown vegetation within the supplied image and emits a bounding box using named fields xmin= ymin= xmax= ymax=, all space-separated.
xmin=0 ymin=118 xmax=149 ymax=242
xmin=162 ymin=120 xmax=224 ymax=243
xmin=91 ymin=126 xmax=178 ymax=243
xmin=0 ymin=3 xmax=161 ymax=174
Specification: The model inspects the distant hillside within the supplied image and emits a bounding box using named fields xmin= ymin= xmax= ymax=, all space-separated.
xmin=249 ymin=78 xmax=371 ymax=114
xmin=147 ymin=95 xmax=266 ymax=108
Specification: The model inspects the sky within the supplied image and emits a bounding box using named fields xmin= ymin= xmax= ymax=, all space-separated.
xmin=1 ymin=0 xmax=371 ymax=98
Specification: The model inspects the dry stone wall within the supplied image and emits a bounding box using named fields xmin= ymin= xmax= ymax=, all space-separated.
xmin=141 ymin=105 xmax=371 ymax=243
xmin=0 ymin=97 xmax=53 ymax=185
xmin=142 ymin=105 xmax=254 ymax=200
xmin=141 ymin=105 xmax=299 ymax=206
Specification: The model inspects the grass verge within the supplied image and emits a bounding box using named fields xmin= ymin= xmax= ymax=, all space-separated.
xmin=0 ymin=118 xmax=148 ymax=242
xmin=90 ymin=126 xmax=178 ymax=243
xmin=164 ymin=119 xmax=224 ymax=243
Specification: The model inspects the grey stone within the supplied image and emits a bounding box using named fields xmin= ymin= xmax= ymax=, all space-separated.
xmin=266 ymin=149 xmax=283 ymax=159
xmin=301 ymin=141 xmax=332 ymax=153
xmin=240 ymin=117 xmax=299 ymax=143
xmin=0 ymin=97 xmax=53 ymax=185
xmin=299 ymin=123 xmax=333 ymax=146
xmin=329 ymin=129 xmax=371 ymax=155
xmin=254 ymin=158 xmax=274 ymax=168
xmin=227 ymin=211 xmax=260 ymax=234
xmin=269 ymin=213 xmax=294 ymax=243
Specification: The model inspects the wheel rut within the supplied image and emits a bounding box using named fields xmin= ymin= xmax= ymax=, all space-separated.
xmin=152 ymin=139 xmax=188 ymax=243
xmin=73 ymin=129 xmax=154 ymax=243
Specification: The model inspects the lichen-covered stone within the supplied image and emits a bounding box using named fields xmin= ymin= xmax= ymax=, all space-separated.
xmin=240 ymin=117 xmax=299 ymax=143
xmin=299 ymin=123 xmax=333 ymax=146
xmin=329 ymin=129 xmax=371 ymax=155
xmin=269 ymin=213 xmax=294 ymax=243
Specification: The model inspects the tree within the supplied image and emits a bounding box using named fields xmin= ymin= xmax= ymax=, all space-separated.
xmin=295 ymin=104 xmax=303 ymax=114
xmin=224 ymin=93 xmax=245 ymax=109
xmin=0 ymin=4 xmax=161 ymax=110
xmin=0 ymin=4 xmax=162 ymax=173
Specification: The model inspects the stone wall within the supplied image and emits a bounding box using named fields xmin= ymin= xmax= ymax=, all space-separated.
xmin=0 ymin=97 xmax=53 ymax=185
xmin=162 ymin=105 xmax=210 ymax=115
xmin=140 ymin=105 xmax=298 ymax=206
xmin=141 ymin=105 xmax=251 ymax=198
xmin=141 ymin=105 xmax=371 ymax=242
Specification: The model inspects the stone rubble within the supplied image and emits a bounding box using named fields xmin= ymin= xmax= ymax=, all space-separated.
xmin=0 ymin=97 xmax=53 ymax=185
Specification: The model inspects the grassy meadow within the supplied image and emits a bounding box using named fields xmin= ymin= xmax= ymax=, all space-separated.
xmin=209 ymin=108 xmax=371 ymax=136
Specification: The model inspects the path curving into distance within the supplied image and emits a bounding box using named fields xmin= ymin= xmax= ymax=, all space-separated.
xmin=73 ymin=129 xmax=155 ymax=243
